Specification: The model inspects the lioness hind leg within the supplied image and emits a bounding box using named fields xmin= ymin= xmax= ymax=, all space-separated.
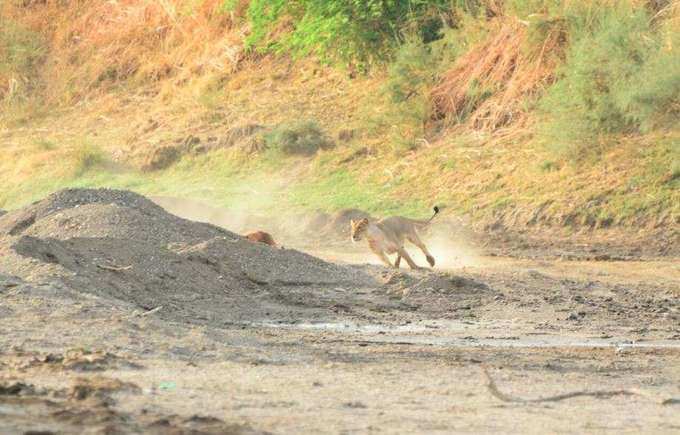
xmin=425 ymin=253 xmax=435 ymax=267
xmin=408 ymin=233 xmax=435 ymax=267
xmin=395 ymin=254 xmax=401 ymax=268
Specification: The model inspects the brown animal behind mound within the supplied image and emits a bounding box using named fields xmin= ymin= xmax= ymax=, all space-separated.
xmin=245 ymin=231 xmax=277 ymax=247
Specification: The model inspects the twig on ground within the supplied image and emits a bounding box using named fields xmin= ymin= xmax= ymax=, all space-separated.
xmin=135 ymin=306 xmax=163 ymax=317
xmin=122 ymin=306 xmax=163 ymax=320
xmin=482 ymin=366 xmax=678 ymax=405
xmin=244 ymin=272 xmax=269 ymax=285
xmin=96 ymin=263 xmax=132 ymax=272
xmin=244 ymin=271 xmax=341 ymax=287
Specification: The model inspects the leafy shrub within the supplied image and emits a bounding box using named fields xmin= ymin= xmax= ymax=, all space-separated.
xmin=386 ymin=39 xmax=434 ymax=105
xmin=245 ymin=0 xmax=288 ymax=51
xmin=538 ymin=4 xmax=659 ymax=158
xmin=245 ymin=0 xmax=454 ymax=66
xmin=386 ymin=27 xmax=466 ymax=104
xmin=264 ymin=121 xmax=333 ymax=156
xmin=373 ymin=24 xmax=477 ymax=153
xmin=616 ymin=32 xmax=680 ymax=132
xmin=539 ymin=160 xmax=558 ymax=172
xmin=71 ymin=141 xmax=106 ymax=175
xmin=379 ymin=36 xmax=441 ymax=152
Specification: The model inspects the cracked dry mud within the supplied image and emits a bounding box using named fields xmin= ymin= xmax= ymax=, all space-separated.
xmin=0 ymin=189 xmax=678 ymax=434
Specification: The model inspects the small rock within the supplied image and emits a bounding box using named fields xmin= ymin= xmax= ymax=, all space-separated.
xmin=0 ymin=382 xmax=36 ymax=396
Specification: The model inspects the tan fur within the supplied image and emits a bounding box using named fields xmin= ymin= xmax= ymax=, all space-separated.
xmin=350 ymin=206 xmax=439 ymax=269
xmin=244 ymin=231 xmax=277 ymax=247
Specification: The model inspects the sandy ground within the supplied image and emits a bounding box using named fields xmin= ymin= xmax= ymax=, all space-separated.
xmin=1 ymin=191 xmax=679 ymax=434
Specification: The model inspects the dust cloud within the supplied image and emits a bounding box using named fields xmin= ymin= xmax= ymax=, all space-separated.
xmin=424 ymin=222 xmax=482 ymax=269
xmin=149 ymin=179 xmax=287 ymax=236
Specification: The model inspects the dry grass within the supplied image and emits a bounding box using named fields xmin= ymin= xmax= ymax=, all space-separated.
xmin=2 ymin=0 xmax=380 ymax=155
xmin=2 ymin=0 xmax=248 ymax=105
xmin=430 ymin=16 xmax=566 ymax=131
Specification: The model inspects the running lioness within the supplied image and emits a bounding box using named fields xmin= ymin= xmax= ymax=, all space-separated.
xmin=350 ymin=206 xmax=439 ymax=269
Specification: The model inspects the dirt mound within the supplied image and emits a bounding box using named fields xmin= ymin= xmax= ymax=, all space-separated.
xmin=0 ymin=188 xmax=377 ymax=325
xmin=380 ymin=270 xmax=491 ymax=314
xmin=0 ymin=189 xmax=224 ymax=244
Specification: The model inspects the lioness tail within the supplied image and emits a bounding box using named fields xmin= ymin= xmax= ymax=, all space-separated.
xmin=411 ymin=205 xmax=441 ymax=227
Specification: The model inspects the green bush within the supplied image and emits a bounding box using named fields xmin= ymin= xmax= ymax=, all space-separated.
xmin=538 ymin=3 xmax=662 ymax=158
xmin=386 ymin=38 xmax=435 ymax=104
xmin=245 ymin=0 xmax=456 ymax=66
xmin=379 ymin=35 xmax=444 ymax=152
xmin=72 ymin=141 xmax=106 ymax=175
xmin=385 ymin=25 xmax=468 ymax=103
xmin=219 ymin=0 xmax=241 ymax=14
xmin=616 ymin=32 xmax=680 ymax=132
xmin=264 ymin=121 xmax=334 ymax=156
xmin=373 ymin=17 xmax=482 ymax=153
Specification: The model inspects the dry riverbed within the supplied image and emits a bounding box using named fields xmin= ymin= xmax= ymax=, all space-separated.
xmin=0 ymin=189 xmax=678 ymax=434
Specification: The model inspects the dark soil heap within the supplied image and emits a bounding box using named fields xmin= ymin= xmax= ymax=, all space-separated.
xmin=0 ymin=189 xmax=377 ymax=325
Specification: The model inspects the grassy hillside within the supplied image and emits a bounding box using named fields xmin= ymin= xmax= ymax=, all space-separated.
xmin=0 ymin=0 xmax=678 ymax=233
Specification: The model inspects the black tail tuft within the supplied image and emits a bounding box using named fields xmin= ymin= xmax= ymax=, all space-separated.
xmin=433 ymin=205 xmax=440 ymax=214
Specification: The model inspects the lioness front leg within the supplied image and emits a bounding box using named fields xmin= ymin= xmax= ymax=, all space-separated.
xmin=395 ymin=254 xmax=402 ymax=268
xmin=397 ymin=248 xmax=422 ymax=270
xmin=372 ymin=248 xmax=396 ymax=268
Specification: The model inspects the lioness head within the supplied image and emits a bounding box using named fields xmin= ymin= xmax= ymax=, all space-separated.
xmin=350 ymin=218 xmax=369 ymax=242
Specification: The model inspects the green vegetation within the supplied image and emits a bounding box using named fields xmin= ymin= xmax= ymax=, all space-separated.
xmin=538 ymin=3 xmax=679 ymax=158
xmin=619 ymin=33 xmax=680 ymax=133
xmin=378 ymin=36 xmax=444 ymax=151
xmin=242 ymin=0 xmax=679 ymax=161
xmin=264 ymin=121 xmax=333 ymax=156
xmin=245 ymin=0 xmax=455 ymax=66
xmin=0 ymin=18 xmax=44 ymax=103
xmin=0 ymin=147 xmax=238 ymax=211
xmin=71 ymin=141 xmax=107 ymax=176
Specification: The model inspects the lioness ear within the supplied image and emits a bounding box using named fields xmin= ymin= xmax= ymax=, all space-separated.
xmin=350 ymin=219 xmax=356 ymax=226
xmin=361 ymin=218 xmax=369 ymax=224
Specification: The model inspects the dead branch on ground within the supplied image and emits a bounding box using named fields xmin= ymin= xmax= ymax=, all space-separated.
xmin=482 ymin=366 xmax=678 ymax=405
